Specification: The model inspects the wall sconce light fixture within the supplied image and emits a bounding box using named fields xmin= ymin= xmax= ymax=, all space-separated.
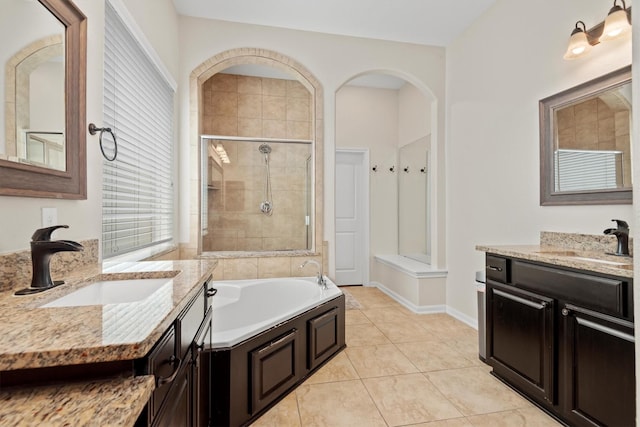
xmin=563 ymin=0 xmax=631 ymax=60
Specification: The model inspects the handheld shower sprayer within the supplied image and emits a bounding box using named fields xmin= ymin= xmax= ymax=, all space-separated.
xmin=259 ymin=144 xmax=274 ymax=215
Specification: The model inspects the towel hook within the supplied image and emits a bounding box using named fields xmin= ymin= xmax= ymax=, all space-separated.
xmin=89 ymin=123 xmax=118 ymax=161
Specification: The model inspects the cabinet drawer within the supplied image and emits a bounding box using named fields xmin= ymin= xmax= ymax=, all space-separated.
xmin=513 ymin=261 xmax=628 ymax=317
xmin=486 ymin=255 xmax=508 ymax=283
xmin=179 ymin=285 xmax=206 ymax=358
xmin=148 ymin=325 xmax=178 ymax=422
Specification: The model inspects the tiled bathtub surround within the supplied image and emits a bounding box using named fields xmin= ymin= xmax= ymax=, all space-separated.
xmin=0 ymin=239 xmax=99 ymax=292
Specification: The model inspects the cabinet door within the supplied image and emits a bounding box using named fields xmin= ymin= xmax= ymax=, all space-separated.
xmin=153 ymin=355 xmax=191 ymax=427
xmin=487 ymin=282 xmax=555 ymax=405
xmin=250 ymin=329 xmax=300 ymax=415
xmin=561 ymin=305 xmax=635 ymax=427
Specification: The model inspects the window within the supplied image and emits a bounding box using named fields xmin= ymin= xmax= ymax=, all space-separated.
xmin=102 ymin=2 xmax=175 ymax=259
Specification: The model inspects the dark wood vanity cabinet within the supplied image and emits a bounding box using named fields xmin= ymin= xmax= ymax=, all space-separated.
xmin=561 ymin=305 xmax=635 ymax=427
xmin=136 ymin=278 xmax=214 ymax=427
xmin=485 ymin=255 xmax=635 ymax=427
xmin=487 ymin=283 xmax=555 ymax=405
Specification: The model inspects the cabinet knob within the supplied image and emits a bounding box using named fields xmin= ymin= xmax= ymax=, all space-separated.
xmin=562 ymin=308 xmax=570 ymax=316
xmin=486 ymin=265 xmax=503 ymax=272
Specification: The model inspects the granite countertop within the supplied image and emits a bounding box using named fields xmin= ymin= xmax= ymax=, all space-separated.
xmin=0 ymin=259 xmax=217 ymax=371
xmin=0 ymin=258 xmax=217 ymax=426
xmin=476 ymin=244 xmax=633 ymax=278
xmin=0 ymin=375 xmax=155 ymax=426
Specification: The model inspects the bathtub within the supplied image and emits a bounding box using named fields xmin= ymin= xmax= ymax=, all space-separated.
xmin=211 ymin=276 xmax=343 ymax=348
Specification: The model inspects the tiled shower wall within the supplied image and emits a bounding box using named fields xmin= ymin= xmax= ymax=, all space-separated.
xmin=203 ymin=140 xmax=311 ymax=251
xmin=202 ymin=73 xmax=312 ymax=139
xmin=201 ymin=72 xmax=313 ymax=252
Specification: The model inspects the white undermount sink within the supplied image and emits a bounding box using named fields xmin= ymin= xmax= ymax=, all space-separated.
xmin=40 ymin=278 xmax=174 ymax=308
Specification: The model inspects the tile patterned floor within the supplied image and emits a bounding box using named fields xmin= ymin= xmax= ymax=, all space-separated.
xmin=250 ymin=287 xmax=562 ymax=427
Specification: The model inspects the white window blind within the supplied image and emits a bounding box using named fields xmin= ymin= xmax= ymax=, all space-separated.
xmin=102 ymin=2 xmax=174 ymax=258
xmin=554 ymin=149 xmax=623 ymax=192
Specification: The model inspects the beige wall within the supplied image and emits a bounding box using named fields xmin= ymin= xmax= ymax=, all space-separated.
xmin=446 ymin=0 xmax=632 ymax=324
xmin=336 ymin=85 xmax=399 ymax=276
xmin=177 ymin=18 xmax=448 ymax=277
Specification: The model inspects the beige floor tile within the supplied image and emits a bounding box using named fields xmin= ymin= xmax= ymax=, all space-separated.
xmin=362 ymin=306 xmax=412 ymax=324
xmin=346 ymin=344 xmax=419 ymax=378
xmin=249 ymin=392 xmax=301 ymax=427
xmin=295 ymin=380 xmax=387 ymax=426
xmin=304 ymin=351 xmax=360 ymax=384
xmin=415 ymin=315 xmax=478 ymax=340
xmin=347 ymin=289 xmax=400 ymax=309
xmin=345 ymin=323 xmax=391 ymax=347
xmin=410 ymin=417 xmax=473 ymax=426
xmin=363 ymin=373 xmax=463 ymax=426
xmin=375 ymin=321 xmax=438 ymax=343
xmin=426 ymin=367 xmax=529 ymax=416
xmin=396 ymin=340 xmax=479 ymax=372
xmin=466 ymin=406 xmax=562 ymax=426
xmin=443 ymin=335 xmax=484 ymax=366
xmin=345 ymin=310 xmax=372 ymax=326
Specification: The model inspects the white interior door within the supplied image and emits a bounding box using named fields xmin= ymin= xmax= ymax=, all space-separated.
xmin=335 ymin=150 xmax=368 ymax=286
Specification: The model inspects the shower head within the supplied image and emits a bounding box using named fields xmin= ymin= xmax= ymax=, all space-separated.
xmin=258 ymin=144 xmax=272 ymax=154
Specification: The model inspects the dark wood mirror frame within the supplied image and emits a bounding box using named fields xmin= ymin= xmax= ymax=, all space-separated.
xmin=0 ymin=0 xmax=86 ymax=199
xmin=540 ymin=65 xmax=632 ymax=206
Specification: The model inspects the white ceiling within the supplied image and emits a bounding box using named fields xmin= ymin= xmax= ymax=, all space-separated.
xmin=172 ymin=0 xmax=497 ymax=47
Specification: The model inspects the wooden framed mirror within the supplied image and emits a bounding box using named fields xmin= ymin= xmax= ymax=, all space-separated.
xmin=540 ymin=66 xmax=632 ymax=205
xmin=0 ymin=0 xmax=87 ymax=199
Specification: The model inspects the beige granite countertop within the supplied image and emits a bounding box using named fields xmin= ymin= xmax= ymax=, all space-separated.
xmin=0 ymin=259 xmax=217 ymax=371
xmin=476 ymin=244 xmax=633 ymax=278
xmin=0 ymin=258 xmax=217 ymax=426
xmin=0 ymin=375 xmax=154 ymax=426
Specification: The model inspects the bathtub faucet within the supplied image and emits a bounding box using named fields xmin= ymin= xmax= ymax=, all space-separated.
xmin=299 ymin=260 xmax=327 ymax=289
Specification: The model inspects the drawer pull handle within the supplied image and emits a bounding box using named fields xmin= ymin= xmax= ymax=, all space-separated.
xmin=156 ymin=355 xmax=181 ymax=386
xmin=562 ymin=308 xmax=570 ymax=316
xmin=206 ymin=288 xmax=218 ymax=297
xmin=487 ymin=265 xmax=503 ymax=272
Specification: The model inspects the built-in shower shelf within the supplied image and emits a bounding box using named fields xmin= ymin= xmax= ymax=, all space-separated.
xmin=207 ymin=185 xmax=220 ymax=191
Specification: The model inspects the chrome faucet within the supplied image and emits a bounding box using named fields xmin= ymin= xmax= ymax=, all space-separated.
xmin=604 ymin=219 xmax=630 ymax=257
xmin=16 ymin=225 xmax=84 ymax=295
xmin=299 ymin=260 xmax=327 ymax=289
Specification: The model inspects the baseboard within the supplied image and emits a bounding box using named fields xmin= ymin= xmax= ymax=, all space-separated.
xmin=446 ymin=306 xmax=478 ymax=330
xmin=371 ymin=281 xmax=446 ymax=314
xmin=368 ymin=281 xmax=479 ymax=330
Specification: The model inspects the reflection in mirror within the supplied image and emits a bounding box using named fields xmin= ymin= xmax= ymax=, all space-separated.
xmin=3 ymin=1 xmax=65 ymax=171
xmin=201 ymin=137 xmax=313 ymax=252
xmin=540 ymin=66 xmax=632 ymax=205
xmin=554 ymin=82 xmax=631 ymax=193
xmin=398 ymin=136 xmax=430 ymax=263
xmin=0 ymin=0 xmax=85 ymax=199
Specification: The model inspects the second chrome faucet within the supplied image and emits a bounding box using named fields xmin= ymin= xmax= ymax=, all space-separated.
xmin=299 ymin=260 xmax=327 ymax=289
